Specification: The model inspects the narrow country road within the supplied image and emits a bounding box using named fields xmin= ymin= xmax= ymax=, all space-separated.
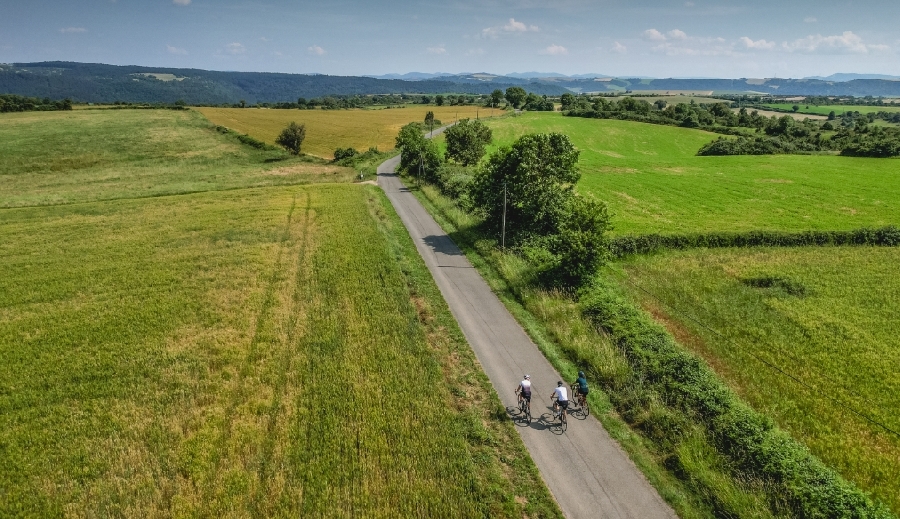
xmin=377 ymin=128 xmax=676 ymax=519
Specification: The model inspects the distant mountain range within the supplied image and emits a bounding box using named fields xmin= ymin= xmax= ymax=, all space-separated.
xmin=3 ymin=62 xmax=900 ymax=104
xmin=803 ymin=73 xmax=900 ymax=82
xmin=0 ymin=62 xmax=569 ymax=105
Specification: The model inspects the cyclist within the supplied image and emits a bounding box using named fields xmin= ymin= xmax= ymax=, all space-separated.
xmin=551 ymin=381 xmax=569 ymax=418
xmin=573 ymin=370 xmax=589 ymax=406
xmin=515 ymin=374 xmax=532 ymax=406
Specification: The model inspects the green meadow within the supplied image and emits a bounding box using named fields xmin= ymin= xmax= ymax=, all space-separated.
xmin=481 ymin=111 xmax=900 ymax=513
xmin=0 ymin=109 xmax=355 ymax=208
xmin=618 ymin=247 xmax=900 ymax=512
xmin=485 ymin=113 xmax=900 ymax=236
xmin=0 ymin=110 xmax=559 ymax=517
xmin=764 ymin=103 xmax=900 ymax=116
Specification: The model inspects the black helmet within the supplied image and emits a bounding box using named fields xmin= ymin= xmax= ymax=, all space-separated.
xmin=578 ymin=371 xmax=585 ymax=378
xmin=557 ymin=381 xmax=563 ymax=387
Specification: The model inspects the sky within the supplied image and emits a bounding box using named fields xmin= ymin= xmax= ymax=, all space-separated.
xmin=1 ymin=0 xmax=898 ymax=78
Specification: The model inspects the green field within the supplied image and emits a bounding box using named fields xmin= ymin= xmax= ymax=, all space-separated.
xmin=617 ymin=247 xmax=900 ymax=511
xmin=764 ymin=103 xmax=900 ymax=116
xmin=485 ymin=113 xmax=900 ymax=235
xmin=0 ymin=109 xmax=354 ymax=208
xmin=0 ymin=110 xmax=559 ymax=516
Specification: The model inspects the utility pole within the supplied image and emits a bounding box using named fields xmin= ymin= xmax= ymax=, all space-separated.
xmin=502 ymin=181 xmax=507 ymax=250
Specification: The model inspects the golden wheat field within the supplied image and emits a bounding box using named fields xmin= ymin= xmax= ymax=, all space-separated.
xmin=195 ymin=105 xmax=503 ymax=158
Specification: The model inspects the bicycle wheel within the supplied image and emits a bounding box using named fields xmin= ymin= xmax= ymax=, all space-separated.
xmin=582 ymin=398 xmax=590 ymax=417
xmin=525 ymin=401 xmax=532 ymax=423
xmin=560 ymin=409 xmax=568 ymax=432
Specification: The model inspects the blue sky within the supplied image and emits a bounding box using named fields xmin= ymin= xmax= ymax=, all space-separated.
xmin=1 ymin=0 xmax=897 ymax=78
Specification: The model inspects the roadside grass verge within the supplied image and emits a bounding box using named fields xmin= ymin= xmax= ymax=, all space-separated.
xmin=196 ymin=105 xmax=503 ymax=159
xmin=616 ymin=246 xmax=900 ymax=513
xmin=484 ymin=113 xmax=900 ymax=235
xmin=0 ymin=109 xmax=355 ymax=208
xmin=0 ymin=184 xmax=560 ymax=517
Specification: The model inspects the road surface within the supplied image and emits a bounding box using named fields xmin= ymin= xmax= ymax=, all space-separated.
xmin=377 ymin=133 xmax=676 ymax=519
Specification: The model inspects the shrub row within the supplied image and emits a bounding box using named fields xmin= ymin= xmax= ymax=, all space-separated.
xmin=577 ymin=280 xmax=893 ymax=518
xmin=214 ymin=125 xmax=276 ymax=151
xmin=609 ymin=226 xmax=900 ymax=257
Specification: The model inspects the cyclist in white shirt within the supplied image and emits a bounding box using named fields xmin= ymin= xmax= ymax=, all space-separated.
xmin=515 ymin=375 xmax=532 ymax=404
xmin=551 ymin=381 xmax=569 ymax=415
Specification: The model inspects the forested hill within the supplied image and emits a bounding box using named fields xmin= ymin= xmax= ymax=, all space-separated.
xmin=0 ymin=62 xmax=568 ymax=104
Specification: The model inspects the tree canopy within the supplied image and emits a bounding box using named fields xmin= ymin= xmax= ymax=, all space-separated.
xmin=504 ymin=87 xmax=527 ymax=109
xmin=444 ymin=118 xmax=493 ymax=166
xmin=275 ymin=122 xmax=306 ymax=155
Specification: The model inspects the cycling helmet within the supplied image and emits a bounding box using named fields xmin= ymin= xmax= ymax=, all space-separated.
xmin=578 ymin=371 xmax=585 ymax=378
xmin=524 ymin=374 xmax=530 ymax=380
xmin=557 ymin=381 xmax=564 ymax=387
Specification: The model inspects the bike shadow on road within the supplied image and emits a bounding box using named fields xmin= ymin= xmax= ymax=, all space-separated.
xmin=505 ymin=406 xmax=566 ymax=435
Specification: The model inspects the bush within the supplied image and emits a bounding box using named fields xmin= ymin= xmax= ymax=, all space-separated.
xmin=275 ymin=121 xmax=306 ymax=155
xmin=333 ymin=147 xmax=359 ymax=161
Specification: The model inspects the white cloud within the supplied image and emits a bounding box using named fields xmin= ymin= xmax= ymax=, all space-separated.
xmin=611 ymin=41 xmax=627 ymax=54
xmin=482 ymin=18 xmax=539 ymax=39
xmin=307 ymin=45 xmax=326 ymax=56
xmin=166 ymin=45 xmax=187 ymax=55
xmin=426 ymin=45 xmax=447 ymax=55
xmin=643 ymin=29 xmax=666 ymax=41
xmin=739 ymin=37 xmax=775 ymax=50
xmin=259 ymin=37 xmax=271 ymax=42
xmin=684 ymin=1 xmax=695 ymax=6
xmin=173 ymin=0 xmax=191 ymax=5
xmin=60 ymin=27 xmax=87 ymax=34
xmin=225 ymin=42 xmax=245 ymax=55
xmin=783 ymin=31 xmax=882 ymax=54
xmin=539 ymin=44 xmax=568 ymax=56
xmin=667 ymin=29 xmax=688 ymax=40
xmin=804 ymin=16 xmax=817 ymax=23
xmin=466 ymin=48 xmax=485 ymax=56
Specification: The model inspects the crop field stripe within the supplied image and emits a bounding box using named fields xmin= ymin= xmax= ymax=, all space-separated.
xmin=251 ymin=192 xmax=314 ymax=515
xmin=606 ymin=265 xmax=900 ymax=441
xmin=196 ymin=193 xmax=300 ymax=509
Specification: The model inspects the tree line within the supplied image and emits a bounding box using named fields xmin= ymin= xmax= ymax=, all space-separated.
xmin=0 ymin=94 xmax=72 ymax=112
xmin=561 ymin=94 xmax=900 ymax=157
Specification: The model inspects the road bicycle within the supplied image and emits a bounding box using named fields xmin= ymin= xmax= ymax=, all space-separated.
xmin=516 ymin=390 xmax=531 ymax=424
xmin=571 ymin=384 xmax=590 ymax=417
xmin=551 ymin=396 xmax=568 ymax=432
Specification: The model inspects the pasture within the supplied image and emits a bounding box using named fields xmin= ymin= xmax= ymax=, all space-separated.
xmin=485 ymin=113 xmax=900 ymax=235
xmin=0 ymin=109 xmax=559 ymax=516
xmin=0 ymin=109 xmax=354 ymax=208
xmin=197 ymin=105 xmax=502 ymax=159
xmin=617 ymin=247 xmax=900 ymax=512
xmin=764 ymin=103 xmax=900 ymax=116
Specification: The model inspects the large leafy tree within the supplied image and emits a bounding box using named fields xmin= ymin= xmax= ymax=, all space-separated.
xmin=504 ymin=87 xmax=527 ymax=109
xmin=275 ymin=121 xmax=306 ymax=155
xmin=395 ymin=122 xmax=441 ymax=180
xmin=470 ymin=132 xmax=580 ymax=238
xmin=444 ymin=118 xmax=493 ymax=166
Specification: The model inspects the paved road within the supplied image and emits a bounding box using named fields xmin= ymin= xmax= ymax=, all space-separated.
xmin=377 ymin=136 xmax=676 ymax=518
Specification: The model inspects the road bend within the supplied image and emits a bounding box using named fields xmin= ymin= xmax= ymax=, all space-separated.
xmin=377 ymin=130 xmax=676 ymax=519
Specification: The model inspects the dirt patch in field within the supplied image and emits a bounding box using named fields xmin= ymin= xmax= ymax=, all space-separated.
xmin=757 ymin=178 xmax=794 ymax=184
xmin=840 ymin=207 xmax=858 ymax=215
xmin=738 ymin=109 xmax=828 ymax=121
xmin=598 ymin=166 xmax=639 ymax=174
xmin=597 ymin=150 xmax=625 ymax=159
xmin=265 ymin=164 xmax=348 ymax=176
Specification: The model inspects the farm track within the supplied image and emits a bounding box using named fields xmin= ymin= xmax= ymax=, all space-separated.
xmin=198 ymin=194 xmax=306 ymax=511
xmin=378 ymin=140 xmax=676 ymax=518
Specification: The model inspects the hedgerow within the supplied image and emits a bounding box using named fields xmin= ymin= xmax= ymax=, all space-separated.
xmin=609 ymin=226 xmax=900 ymax=257
xmin=577 ymin=280 xmax=894 ymax=518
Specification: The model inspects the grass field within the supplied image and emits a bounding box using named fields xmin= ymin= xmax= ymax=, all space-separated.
xmin=764 ymin=103 xmax=900 ymax=116
xmin=485 ymin=113 xmax=900 ymax=235
xmin=197 ymin=105 xmax=503 ymax=159
xmin=0 ymin=109 xmax=560 ymax=516
xmin=616 ymin=247 xmax=900 ymax=512
xmin=0 ymin=109 xmax=355 ymax=208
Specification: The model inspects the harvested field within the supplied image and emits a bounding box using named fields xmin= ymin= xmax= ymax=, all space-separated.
xmin=196 ymin=105 xmax=503 ymax=159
